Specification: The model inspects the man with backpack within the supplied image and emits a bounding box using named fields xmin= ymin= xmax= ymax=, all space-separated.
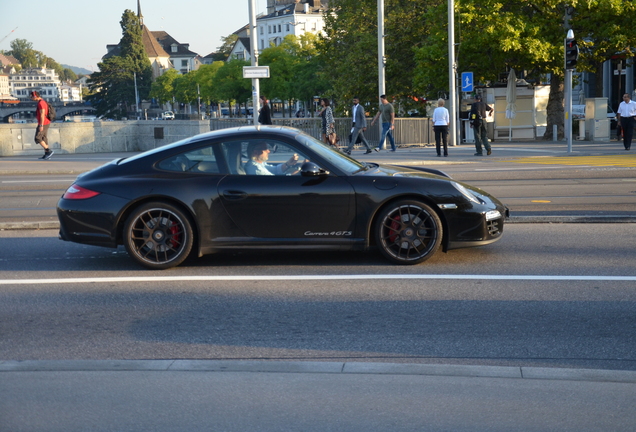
xmin=30 ymin=90 xmax=54 ymax=160
xmin=470 ymin=94 xmax=493 ymax=156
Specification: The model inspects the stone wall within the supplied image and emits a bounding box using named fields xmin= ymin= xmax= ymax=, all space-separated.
xmin=0 ymin=120 xmax=211 ymax=157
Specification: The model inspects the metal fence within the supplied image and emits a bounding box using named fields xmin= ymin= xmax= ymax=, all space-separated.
xmin=209 ymin=117 xmax=434 ymax=148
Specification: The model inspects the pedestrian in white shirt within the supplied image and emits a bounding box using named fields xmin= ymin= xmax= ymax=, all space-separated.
xmin=617 ymin=93 xmax=636 ymax=150
xmin=431 ymin=98 xmax=450 ymax=157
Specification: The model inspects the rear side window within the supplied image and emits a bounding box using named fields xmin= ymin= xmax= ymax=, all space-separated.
xmin=158 ymin=144 xmax=220 ymax=174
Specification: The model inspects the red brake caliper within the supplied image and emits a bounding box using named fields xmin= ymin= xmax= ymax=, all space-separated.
xmin=388 ymin=215 xmax=401 ymax=243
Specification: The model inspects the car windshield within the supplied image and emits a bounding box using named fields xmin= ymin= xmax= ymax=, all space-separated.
xmin=294 ymin=133 xmax=365 ymax=174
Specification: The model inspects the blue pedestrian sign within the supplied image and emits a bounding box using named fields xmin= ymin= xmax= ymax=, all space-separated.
xmin=461 ymin=72 xmax=474 ymax=92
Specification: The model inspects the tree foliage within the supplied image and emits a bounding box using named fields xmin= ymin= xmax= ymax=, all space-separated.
xmin=318 ymin=0 xmax=431 ymax=115
xmin=5 ymin=38 xmax=77 ymax=83
xmin=149 ymin=68 xmax=179 ymax=105
xmin=87 ymin=10 xmax=152 ymax=118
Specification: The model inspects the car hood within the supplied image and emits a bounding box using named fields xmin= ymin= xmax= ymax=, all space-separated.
xmin=363 ymin=163 xmax=452 ymax=180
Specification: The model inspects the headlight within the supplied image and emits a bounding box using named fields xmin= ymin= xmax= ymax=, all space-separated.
xmin=451 ymin=181 xmax=483 ymax=205
xmin=485 ymin=210 xmax=502 ymax=221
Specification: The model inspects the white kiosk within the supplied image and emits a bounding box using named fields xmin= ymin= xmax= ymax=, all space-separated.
xmin=585 ymin=98 xmax=610 ymax=142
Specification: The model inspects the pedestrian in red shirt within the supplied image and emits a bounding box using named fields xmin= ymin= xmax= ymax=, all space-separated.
xmin=30 ymin=90 xmax=53 ymax=159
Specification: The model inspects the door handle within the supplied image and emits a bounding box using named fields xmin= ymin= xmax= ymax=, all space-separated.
xmin=222 ymin=190 xmax=248 ymax=200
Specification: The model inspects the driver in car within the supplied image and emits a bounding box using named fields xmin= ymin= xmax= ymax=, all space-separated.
xmin=245 ymin=142 xmax=301 ymax=175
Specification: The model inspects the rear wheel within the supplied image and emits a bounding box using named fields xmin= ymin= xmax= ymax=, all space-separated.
xmin=123 ymin=202 xmax=193 ymax=270
xmin=375 ymin=200 xmax=442 ymax=265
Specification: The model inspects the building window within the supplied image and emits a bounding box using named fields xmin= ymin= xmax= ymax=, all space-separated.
xmin=260 ymin=26 xmax=263 ymax=35
xmin=268 ymin=25 xmax=271 ymax=33
xmin=171 ymin=44 xmax=178 ymax=53
xmin=286 ymin=24 xmax=290 ymax=32
xmin=278 ymin=24 xmax=281 ymax=32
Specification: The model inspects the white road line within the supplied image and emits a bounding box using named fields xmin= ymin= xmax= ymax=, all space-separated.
xmin=1 ymin=274 xmax=635 ymax=285
xmin=1 ymin=179 xmax=76 ymax=183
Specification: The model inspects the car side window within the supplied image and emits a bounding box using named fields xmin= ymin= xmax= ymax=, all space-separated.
xmin=237 ymin=140 xmax=309 ymax=176
xmin=158 ymin=144 xmax=220 ymax=174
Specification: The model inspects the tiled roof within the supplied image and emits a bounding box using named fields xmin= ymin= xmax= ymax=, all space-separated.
xmin=104 ymin=25 xmax=169 ymax=60
xmin=151 ymin=31 xmax=197 ymax=57
xmin=0 ymin=53 xmax=20 ymax=67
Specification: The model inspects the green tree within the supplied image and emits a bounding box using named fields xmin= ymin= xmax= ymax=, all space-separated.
xmin=318 ymin=0 xmax=431 ymax=115
xmin=259 ymin=39 xmax=298 ymax=115
xmin=213 ymin=59 xmax=251 ymax=116
xmin=193 ymin=62 xmax=225 ymax=105
xmin=7 ymin=39 xmax=38 ymax=68
xmin=570 ymin=1 xmax=636 ymax=97
xmin=319 ymin=0 xmax=378 ymax=113
xmin=211 ymin=34 xmax=239 ymax=61
xmin=87 ymin=9 xmax=153 ymax=118
xmin=150 ymin=68 xmax=179 ymax=105
xmin=414 ymin=0 xmax=636 ymax=139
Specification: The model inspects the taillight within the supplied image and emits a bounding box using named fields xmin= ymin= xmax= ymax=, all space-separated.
xmin=62 ymin=184 xmax=101 ymax=200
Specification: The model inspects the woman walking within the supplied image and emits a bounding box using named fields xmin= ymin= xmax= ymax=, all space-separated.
xmin=320 ymin=98 xmax=336 ymax=147
xmin=431 ymin=98 xmax=450 ymax=157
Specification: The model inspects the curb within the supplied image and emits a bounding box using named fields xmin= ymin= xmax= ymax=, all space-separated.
xmin=3 ymin=215 xmax=635 ymax=231
xmin=1 ymin=360 xmax=635 ymax=383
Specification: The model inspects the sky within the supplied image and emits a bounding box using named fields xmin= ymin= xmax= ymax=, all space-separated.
xmin=0 ymin=0 xmax=269 ymax=72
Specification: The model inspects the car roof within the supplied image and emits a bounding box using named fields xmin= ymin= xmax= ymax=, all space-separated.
xmin=188 ymin=125 xmax=302 ymax=144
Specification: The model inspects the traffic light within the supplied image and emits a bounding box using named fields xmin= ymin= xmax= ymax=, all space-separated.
xmin=565 ymin=39 xmax=579 ymax=69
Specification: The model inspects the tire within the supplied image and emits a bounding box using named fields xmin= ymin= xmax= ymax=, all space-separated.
xmin=375 ymin=200 xmax=443 ymax=265
xmin=123 ymin=202 xmax=194 ymax=270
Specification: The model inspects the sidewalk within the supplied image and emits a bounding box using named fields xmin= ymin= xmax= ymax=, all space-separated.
xmin=0 ymin=139 xmax=632 ymax=175
xmin=1 ymin=360 xmax=635 ymax=431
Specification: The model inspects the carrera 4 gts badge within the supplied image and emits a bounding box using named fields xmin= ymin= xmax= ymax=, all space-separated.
xmin=305 ymin=231 xmax=352 ymax=236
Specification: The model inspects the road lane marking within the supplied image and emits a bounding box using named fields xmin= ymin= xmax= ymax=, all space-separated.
xmin=1 ymin=179 xmax=76 ymax=183
xmin=505 ymin=154 xmax=636 ymax=168
xmin=1 ymin=274 xmax=636 ymax=285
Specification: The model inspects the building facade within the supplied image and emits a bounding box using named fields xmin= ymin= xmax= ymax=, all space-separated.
xmin=9 ymin=68 xmax=61 ymax=101
xmin=229 ymin=0 xmax=328 ymax=61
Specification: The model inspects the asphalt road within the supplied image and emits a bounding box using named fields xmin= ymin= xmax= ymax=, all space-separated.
xmin=1 ymin=142 xmax=635 ymax=227
xmin=1 ymin=142 xmax=635 ymax=430
xmin=1 ymin=223 xmax=634 ymax=371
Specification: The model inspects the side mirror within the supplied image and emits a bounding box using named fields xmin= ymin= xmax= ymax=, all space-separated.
xmin=300 ymin=162 xmax=329 ymax=177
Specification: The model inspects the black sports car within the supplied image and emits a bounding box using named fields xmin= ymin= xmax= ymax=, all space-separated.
xmin=57 ymin=126 xmax=508 ymax=269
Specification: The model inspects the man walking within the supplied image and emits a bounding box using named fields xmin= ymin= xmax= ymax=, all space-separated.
xmin=470 ymin=94 xmax=493 ymax=156
xmin=371 ymin=95 xmax=396 ymax=151
xmin=617 ymin=93 xmax=636 ymax=150
xmin=30 ymin=91 xmax=54 ymax=160
xmin=346 ymin=97 xmax=375 ymax=155
xmin=258 ymin=95 xmax=272 ymax=125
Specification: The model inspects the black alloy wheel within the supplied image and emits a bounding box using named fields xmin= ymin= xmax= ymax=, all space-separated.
xmin=123 ymin=202 xmax=194 ymax=270
xmin=375 ymin=200 xmax=442 ymax=264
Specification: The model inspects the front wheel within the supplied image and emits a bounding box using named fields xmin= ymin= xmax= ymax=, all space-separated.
xmin=123 ymin=202 xmax=194 ymax=270
xmin=375 ymin=200 xmax=442 ymax=265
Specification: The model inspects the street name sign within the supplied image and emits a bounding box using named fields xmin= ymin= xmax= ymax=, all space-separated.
xmin=243 ymin=66 xmax=270 ymax=79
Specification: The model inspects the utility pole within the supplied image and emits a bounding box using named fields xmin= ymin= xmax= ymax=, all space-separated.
xmin=565 ymin=29 xmax=578 ymax=153
xmin=378 ymin=0 xmax=386 ymax=138
xmin=248 ymin=0 xmax=260 ymax=125
xmin=448 ymin=0 xmax=457 ymax=146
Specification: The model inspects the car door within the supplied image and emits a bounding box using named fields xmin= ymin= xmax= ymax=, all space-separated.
xmin=217 ymin=139 xmax=356 ymax=240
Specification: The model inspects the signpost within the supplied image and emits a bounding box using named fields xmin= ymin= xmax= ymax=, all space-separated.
xmin=461 ymin=72 xmax=474 ymax=93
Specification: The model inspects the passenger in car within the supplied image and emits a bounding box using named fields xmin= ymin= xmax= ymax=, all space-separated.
xmin=244 ymin=142 xmax=300 ymax=175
